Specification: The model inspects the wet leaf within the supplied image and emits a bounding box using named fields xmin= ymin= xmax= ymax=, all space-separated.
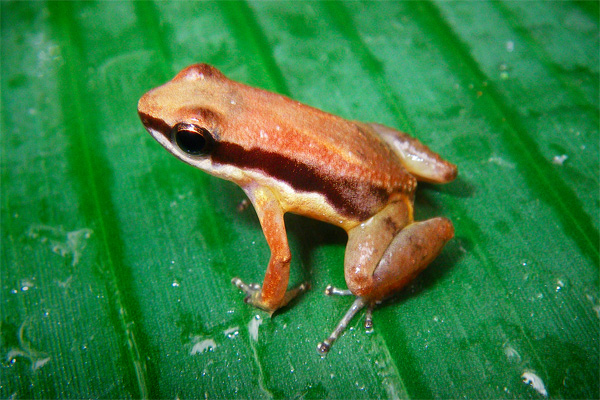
xmin=1 ymin=1 xmax=598 ymax=398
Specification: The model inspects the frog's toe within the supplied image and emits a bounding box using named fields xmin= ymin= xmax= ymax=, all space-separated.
xmin=232 ymin=277 xmax=309 ymax=313
xmin=231 ymin=277 xmax=263 ymax=305
xmin=317 ymin=296 xmax=369 ymax=355
xmin=324 ymin=284 xmax=352 ymax=296
xmin=231 ymin=277 xmax=260 ymax=295
xmin=231 ymin=278 xmax=271 ymax=311
xmin=365 ymin=304 xmax=374 ymax=330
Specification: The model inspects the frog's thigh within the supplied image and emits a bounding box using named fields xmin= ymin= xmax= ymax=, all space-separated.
xmin=345 ymin=216 xmax=454 ymax=300
xmin=344 ymin=200 xmax=411 ymax=296
xmin=368 ymin=122 xmax=457 ymax=183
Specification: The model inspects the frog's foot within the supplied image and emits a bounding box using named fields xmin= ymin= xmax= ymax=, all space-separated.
xmin=231 ymin=277 xmax=261 ymax=299
xmin=318 ymin=288 xmax=375 ymax=354
xmin=231 ymin=277 xmax=309 ymax=313
xmin=324 ymin=285 xmax=375 ymax=328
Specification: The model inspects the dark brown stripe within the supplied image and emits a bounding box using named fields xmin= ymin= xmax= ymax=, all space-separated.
xmin=138 ymin=112 xmax=390 ymax=220
xmin=139 ymin=109 xmax=221 ymax=136
xmin=212 ymin=142 xmax=389 ymax=220
xmin=138 ymin=111 xmax=171 ymax=138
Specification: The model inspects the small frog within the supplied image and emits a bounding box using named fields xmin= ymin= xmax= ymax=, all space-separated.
xmin=138 ymin=64 xmax=457 ymax=353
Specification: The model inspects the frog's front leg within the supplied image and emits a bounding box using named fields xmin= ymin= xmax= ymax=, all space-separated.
xmin=232 ymin=185 xmax=307 ymax=313
xmin=318 ymin=199 xmax=454 ymax=353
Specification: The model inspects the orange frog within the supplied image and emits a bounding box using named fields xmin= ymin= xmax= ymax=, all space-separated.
xmin=138 ymin=64 xmax=457 ymax=354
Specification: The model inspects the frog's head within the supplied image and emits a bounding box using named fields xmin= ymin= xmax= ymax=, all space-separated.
xmin=138 ymin=64 xmax=244 ymax=181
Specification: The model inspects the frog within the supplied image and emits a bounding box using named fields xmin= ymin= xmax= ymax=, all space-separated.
xmin=137 ymin=64 xmax=457 ymax=354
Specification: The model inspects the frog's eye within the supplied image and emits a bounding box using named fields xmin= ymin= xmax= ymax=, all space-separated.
xmin=171 ymin=123 xmax=215 ymax=156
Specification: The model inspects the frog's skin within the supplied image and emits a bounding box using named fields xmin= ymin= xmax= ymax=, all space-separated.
xmin=138 ymin=64 xmax=457 ymax=354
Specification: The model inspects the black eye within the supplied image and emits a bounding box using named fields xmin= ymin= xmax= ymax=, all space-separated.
xmin=171 ymin=123 xmax=214 ymax=156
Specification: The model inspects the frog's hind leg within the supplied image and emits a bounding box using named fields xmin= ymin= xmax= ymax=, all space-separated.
xmin=354 ymin=216 xmax=454 ymax=301
xmin=317 ymin=296 xmax=369 ymax=354
xmin=318 ymin=200 xmax=454 ymax=354
xmin=368 ymin=122 xmax=457 ymax=184
xmin=318 ymin=285 xmax=378 ymax=353
xmin=318 ymin=200 xmax=410 ymax=354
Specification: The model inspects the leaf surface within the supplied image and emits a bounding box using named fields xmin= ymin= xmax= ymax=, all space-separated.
xmin=1 ymin=1 xmax=598 ymax=398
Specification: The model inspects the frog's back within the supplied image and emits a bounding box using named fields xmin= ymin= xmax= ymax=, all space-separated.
xmin=146 ymin=64 xmax=415 ymax=222
xmin=218 ymin=80 xmax=415 ymax=221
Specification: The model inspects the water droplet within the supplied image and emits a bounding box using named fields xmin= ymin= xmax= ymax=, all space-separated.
xmin=248 ymin=315 xmax=263 ymax=342
xmin=20 ymin=279 xmax=34 ymax=291
xmin=223 ymin=326 xmax=239 ymax=339
xmin=27 ymin=225 xmax=93 ymax=266
xmin=585 ymin=294 xmax=600 ymax=319
xmin=552 ymin=154 xmax=568 ymax=166
xmin=503 ymin=342 xmax=522 ymax=363
xmin=190 ymin=338 xmax=217 ymax=355
xmin=522 ymin=370 xmax=547 ymax=397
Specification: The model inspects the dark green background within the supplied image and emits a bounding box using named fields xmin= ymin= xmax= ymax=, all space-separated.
xmin=1 ymin=1 xmax=598 ymax=398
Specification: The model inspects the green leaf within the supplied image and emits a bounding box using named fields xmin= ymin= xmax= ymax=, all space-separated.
xmin=2 ymin=1 xmax=598 ymax=398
